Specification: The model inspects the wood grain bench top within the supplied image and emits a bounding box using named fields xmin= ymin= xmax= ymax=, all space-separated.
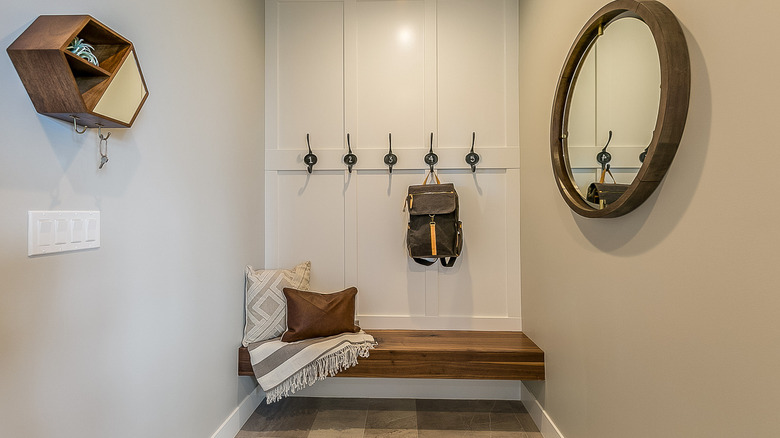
xmin=238 ymin=329 xmax=544 ymax=380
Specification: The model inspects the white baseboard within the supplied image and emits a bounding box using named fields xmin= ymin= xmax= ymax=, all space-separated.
xmin=293 ymin=377 xmax=523 ymax=400
xmin=210 ymin=386 xmax=265 ymax=438
xmin=521 ymin=383 xmax=565 ymax=438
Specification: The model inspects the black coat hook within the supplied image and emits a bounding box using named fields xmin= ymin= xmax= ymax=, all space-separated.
xmin=304 ymin=133 xmax=318 ymax=173
xmin=596 ymin=130 xmax=613 ymax=170
xmin=465 ymin=131 xmax=480 ymax=172
xmin=424 ymin=132 xmax=438 ymax=172
xmin=639 ymin=145 xmax=649 ymax=163
xmin=343 ymin=133 xmax=358 ymax=173
xmin=384 ymin=133 xmax=398 ymax=173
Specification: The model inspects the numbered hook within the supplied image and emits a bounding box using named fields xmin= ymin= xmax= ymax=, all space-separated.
xmin=465 ymin=131 xmax=480 ymax=172
xmin=343 ymin=133 xmax=358 ymax=173
xmin=596 ymin=130 xmax=613 ymax=170
xmin=384 ymin=133 xmax=398 ymax=173
xmin=639 ymin=145 xmax=649 ymax=163
xmin=304 ymin=133 xmax=318 ymax=174
xmin=424 ymin=132 xmax=438 ymax=172
xmin=97 ymin=124 xmax=110 ymax=170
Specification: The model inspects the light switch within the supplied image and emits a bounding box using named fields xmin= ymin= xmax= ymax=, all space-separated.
xmin=72 ymin=219 xmax=85 ymax=243
xmin=55 ymin=219 xmax=69 ymax=244
xmin=37 ymin=220 xmax=54 ymax=247
xmin=86 ymin=218 xmax=98 ymax=242
xmin=28 ymin=211 xmax=100 ymax=256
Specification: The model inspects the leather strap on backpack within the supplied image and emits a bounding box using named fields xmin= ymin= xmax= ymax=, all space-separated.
xmin=422 ymin=170 xmax=441 ymax=185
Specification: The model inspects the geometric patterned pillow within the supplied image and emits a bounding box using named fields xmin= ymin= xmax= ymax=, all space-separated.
xmin=242 ymin=261 xmax=311 ymax=346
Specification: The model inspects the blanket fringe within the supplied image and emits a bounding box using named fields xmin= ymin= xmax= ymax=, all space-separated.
xmin=264 ymin=340 xmax=376 ymax=404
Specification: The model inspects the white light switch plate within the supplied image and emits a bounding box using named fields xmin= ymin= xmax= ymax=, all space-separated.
xmin=28 ymin=211 xmax=100 ymax=256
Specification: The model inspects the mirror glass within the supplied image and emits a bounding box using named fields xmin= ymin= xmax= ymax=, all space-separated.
xmin=565 ymin=16 xmax=660 ymax=206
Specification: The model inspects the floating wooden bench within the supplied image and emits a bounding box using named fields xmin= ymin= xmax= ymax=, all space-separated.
xmin=238 ymin=329 xmax=544 ymax=380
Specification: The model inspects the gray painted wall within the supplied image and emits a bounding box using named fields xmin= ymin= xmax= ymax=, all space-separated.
xmin=5 ymin=0 xmax=779 ymax=436
xmin=0 ymin=0 xmax=264 ymax=436
xmin=519 ymin=0 xmax=780 ymax=437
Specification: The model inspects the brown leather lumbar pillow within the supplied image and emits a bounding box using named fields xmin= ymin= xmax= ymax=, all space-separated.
xmin=281 ymin=287 xmax=360 ymax=342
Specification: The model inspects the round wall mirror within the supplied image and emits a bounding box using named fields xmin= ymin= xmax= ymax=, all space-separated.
xmin=550 ymin=0 xmax=690 ymax=218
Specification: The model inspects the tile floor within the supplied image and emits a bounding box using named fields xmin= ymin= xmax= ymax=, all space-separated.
xmin=236 ymin=397 xmax=543 ymax=437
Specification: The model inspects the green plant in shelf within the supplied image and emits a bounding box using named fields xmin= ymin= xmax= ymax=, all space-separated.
xmin=67 ymin=37 xmax=99 ymax=66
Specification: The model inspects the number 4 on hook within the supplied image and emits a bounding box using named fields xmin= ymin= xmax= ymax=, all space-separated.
xmin=465 ymin=132 xmax=480 ymax=172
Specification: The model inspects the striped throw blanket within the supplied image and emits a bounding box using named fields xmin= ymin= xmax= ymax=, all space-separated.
xmin=247 ymin=331 xmax=376 ymax=403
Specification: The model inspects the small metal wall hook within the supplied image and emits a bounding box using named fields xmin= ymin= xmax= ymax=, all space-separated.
xmin=304 ymin=133 xmax=318 ymax=173
xmin=97 ymin=124 xmax=110 ymax=169
xmin=465 ymin=131 xmax=480 ymax=172
xmin=343 ymin=133 xmax=358 ymax=173
xmin=423 ymin=132 xmax=438 ymax=172
xmin=71 ymin=115 xmax=88 ymax=134
xmin=383 ymin=133 xmax=397 ymax=173
xmin=596 ymin=130 xmax=613 ymax=170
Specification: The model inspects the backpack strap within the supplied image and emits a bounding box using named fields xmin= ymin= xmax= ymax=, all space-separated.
xmin=422 ymin=170 xmax=440 ymax=185
xmin=412 ymin=257 xmax=458 ymax=267
xmin=412 ymin=258 xmax=437 ymax=266
xmin=440 ymin=257 xmax=457 ymax=267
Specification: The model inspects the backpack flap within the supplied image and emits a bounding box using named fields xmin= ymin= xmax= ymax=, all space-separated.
xmin=406 ymin=183 xmax=457 ymax=215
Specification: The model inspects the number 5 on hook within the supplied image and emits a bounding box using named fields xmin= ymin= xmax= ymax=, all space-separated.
xmin=384 ymin=133 xmax=397 ymax=173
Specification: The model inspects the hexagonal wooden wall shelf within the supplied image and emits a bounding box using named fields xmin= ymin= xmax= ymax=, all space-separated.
xmin=7 ymin=15 xmax=148 ymax=129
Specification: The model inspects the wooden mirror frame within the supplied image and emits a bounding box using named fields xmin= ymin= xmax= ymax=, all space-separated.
xmin=550 ymin=0 xmax=690 ymax=218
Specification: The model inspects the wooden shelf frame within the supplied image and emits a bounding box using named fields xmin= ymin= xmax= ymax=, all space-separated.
xmin=7 ymin=15 xmax=147 ymax=128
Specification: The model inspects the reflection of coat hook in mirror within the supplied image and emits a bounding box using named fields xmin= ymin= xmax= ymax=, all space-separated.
xmin=97 ymin=124 xmax=110 ymax=170
xmin=71 ymin=115 xmax=88 ymax=134
xmin=465 ymin=131 xmax=480 ymax=172
xmin=424 ymin=132 xmax=438 ymax=173
xmin=343 ymin=133 xmax=358 ymax=173
xmin=384 ymin=133 xmax=397 ymax=173
xmin=596 ymin=130 xmax=613 ymax=170
xmin=304 ymin=133 xmax=318 ymax=174
xmin=639 ymin=146 xmax=649 ymax=163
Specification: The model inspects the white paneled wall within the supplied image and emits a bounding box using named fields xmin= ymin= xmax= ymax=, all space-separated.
xmin=356 ymin=0 xmax=426 ymax=148
xmin=265 ymin=0 xmax=520 ymax=330
xmin=274 ymin=1 xmax=344 ymax=148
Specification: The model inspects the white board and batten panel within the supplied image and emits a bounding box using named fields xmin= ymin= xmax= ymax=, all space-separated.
xmin=269 ymin=0 xmax=344 ymax=150
xmin=354 ymin=0 xmax=426 ymax=150
xmin=266 ymin=0 xmax=521 ymax=331
xmin=437 ymin=0 xmax=519 ymax=149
